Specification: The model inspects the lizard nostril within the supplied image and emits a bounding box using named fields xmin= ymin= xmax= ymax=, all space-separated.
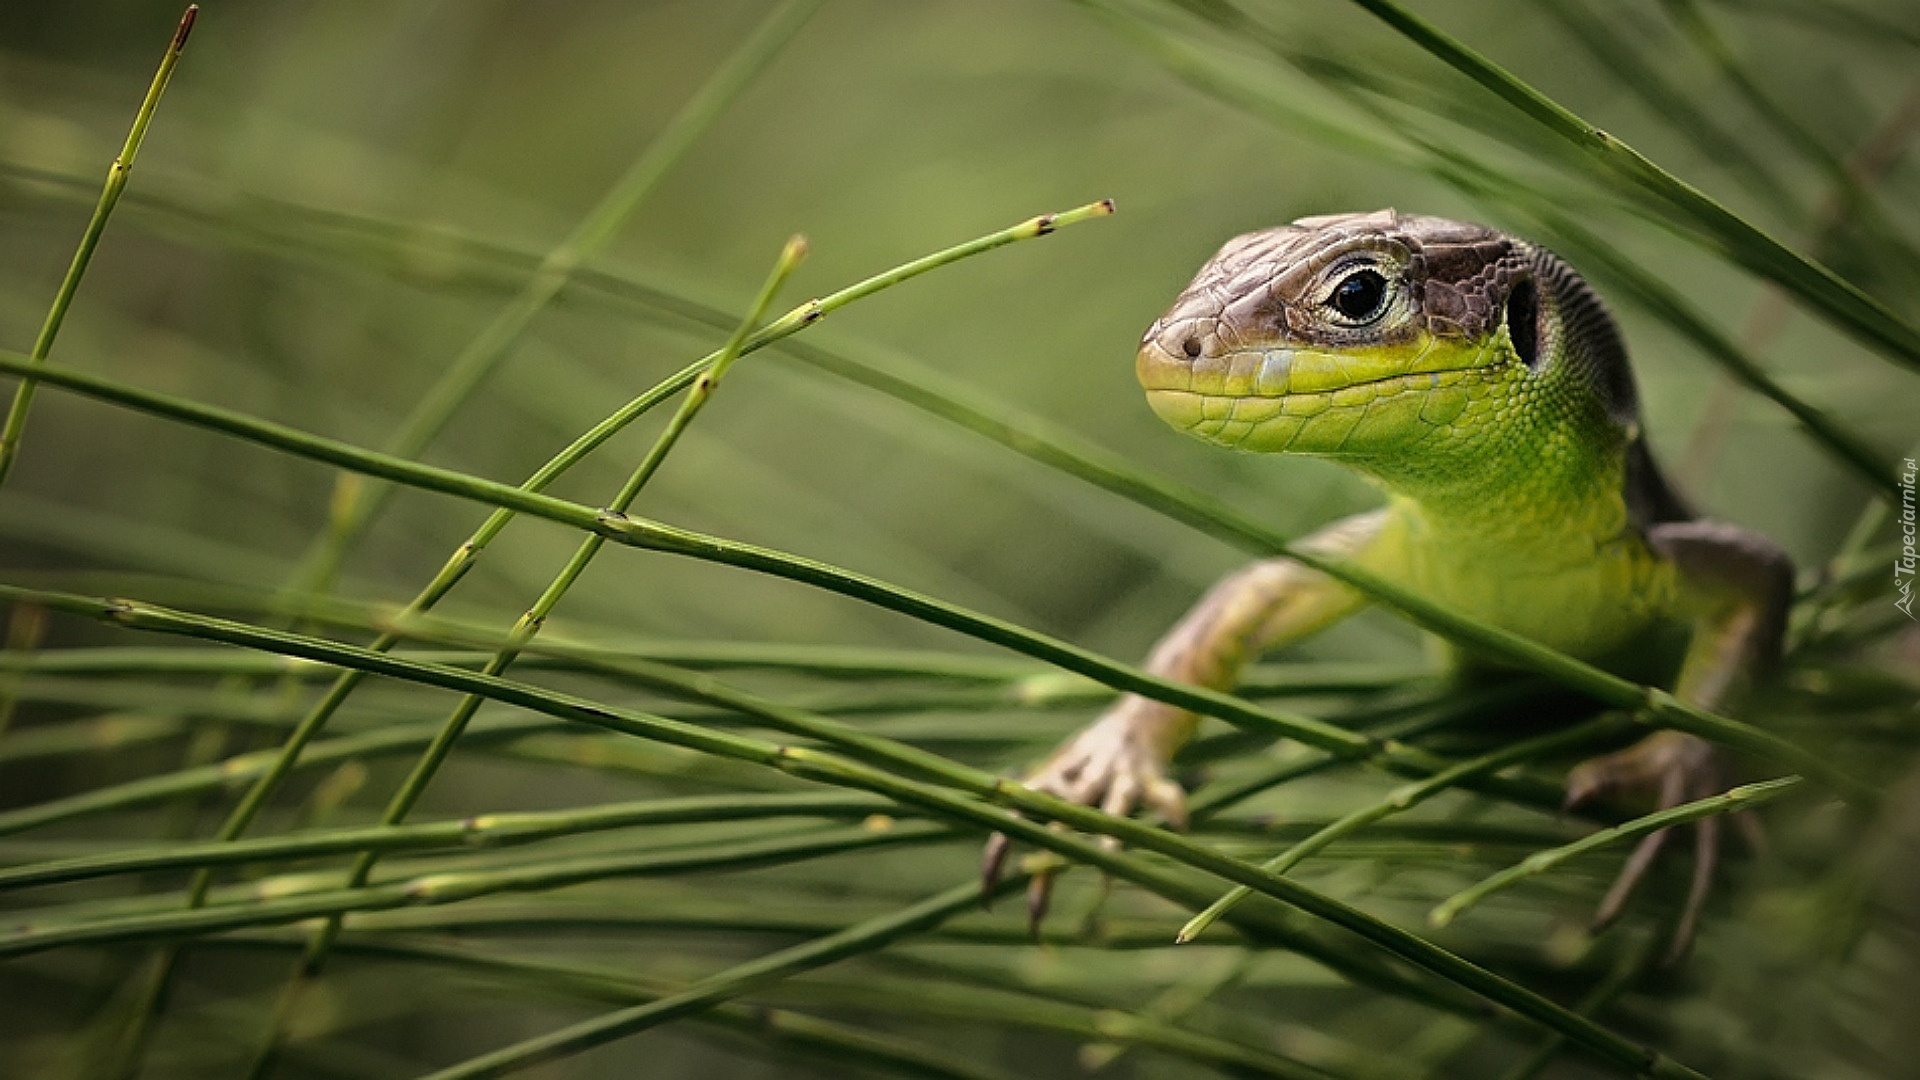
xmin=1181 ymin=336 xmax=1202 ymax=359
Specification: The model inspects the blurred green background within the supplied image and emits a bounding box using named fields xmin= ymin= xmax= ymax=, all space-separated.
xmin=2 ymin=1 xmax=1917 ymax=1078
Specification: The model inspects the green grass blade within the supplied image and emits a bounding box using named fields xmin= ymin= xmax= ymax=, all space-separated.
xmin=1339 ymin=0 xmax=1920 ymax=371
xmin=1714 ymin=0 xmax=1920 ymax=50
xmin=0 ymin=642 xmax=1047 ymax=683
xmin=0 ymin=825 xmax=953 ymax=958
xmin=1536 ymin=0 xmax=1800 ymax=221
xmin=1177 ymin=716 xmax=1628 ymax=944
xmin=0 ymin=583 xmax=1720 ymax=1077
xmin=0 ymin=349 xmax=1862 ymax=802
xmin=0 ymin=6 xmax=196 ymax=490
xmin=292 ymin=0 xmax=821 ymax=591
xmin=408 ymin=877 xmax=1019 ymax=1080
xmin=414 ymin=884 xmax=1337 ymax=1080
xmin=0 ymin=198 xmax=1111 ymax=990
xmin=1100 ymin=1 xmax=1898 ymax=500
xmin=145 ymin=932 xmax=1031 ymax=1080
xmin=233 ymin=234 xmax=810 ymax=1078
xmin=1429 ymin=776 xmax=1804 ymax=929
xmin=0 ymin=792 xmax=893 ymax=893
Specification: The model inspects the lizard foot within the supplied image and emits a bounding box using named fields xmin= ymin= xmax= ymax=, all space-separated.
xmin=1564 ymin=730 xmax=1731 ymax=960
xmin=982 ymin=704 xmax=1189 ymax=935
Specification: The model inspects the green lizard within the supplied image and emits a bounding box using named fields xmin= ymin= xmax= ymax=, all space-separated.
xmin=988 ymin=210 xmax=1793 ymax=950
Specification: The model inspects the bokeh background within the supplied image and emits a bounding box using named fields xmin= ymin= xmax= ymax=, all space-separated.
xmin=2 ymin=1 xmax=1917 ymax=1078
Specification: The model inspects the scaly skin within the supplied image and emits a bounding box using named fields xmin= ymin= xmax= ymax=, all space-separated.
xmin=990 ymin=210 xmax=1793 ymax=956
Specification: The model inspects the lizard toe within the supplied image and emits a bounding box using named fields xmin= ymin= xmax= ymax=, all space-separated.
xmin=978 ymin=706 xmax=1191 ymax=929
xmin=1572 ymin=731 xmax=1731 ymax=953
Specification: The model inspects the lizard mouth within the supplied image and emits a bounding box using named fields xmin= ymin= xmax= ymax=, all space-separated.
xmin=1136 ymin=340 xmax=1509 ymax=453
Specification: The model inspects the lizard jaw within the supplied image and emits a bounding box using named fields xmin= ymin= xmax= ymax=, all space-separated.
xmin=1137 ymin=338 xmax=1513 ymax=455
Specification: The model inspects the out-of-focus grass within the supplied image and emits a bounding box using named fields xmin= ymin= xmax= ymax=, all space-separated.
xmin=1 ymin=2 xmax=1916 ymax=1078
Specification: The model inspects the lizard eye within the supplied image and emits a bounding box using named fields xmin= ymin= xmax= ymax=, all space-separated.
xmin=1328 ymin=269 xmax=1388 ymax=322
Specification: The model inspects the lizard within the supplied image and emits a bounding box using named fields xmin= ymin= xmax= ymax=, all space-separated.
xmin=985 ymin=210 xmax=1794 ymax=952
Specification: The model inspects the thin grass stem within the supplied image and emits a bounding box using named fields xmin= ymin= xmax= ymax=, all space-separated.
xmin=290 ymin=0 xmax=821 ymax=594
xmin=0 ymin=350 xmax=1864 ymax=803
xmin=208 ymin=912 xmax=1063 ymax=1080
xmin=1678 ymin=74 xmax=1920 ymax=490
xmin=1498 ymin=936 xmax=1657 ymax=1080
xmin=0 ymin=792 xmax=896 ymax=893
xmin=1340 ymin=0 xmax=1920 ymax=371
xmin=1429 ymin=776 xmax=1802 ymax=928
xmin=1109 ymin=1 xmax=1897 ymax=501
xmin=0 ymin=642 xmax=1045 ymax=683
xmin=12 ymin=197 xmax=1110 ymax=1076
xmin=0 ymin=583 xmax=1713 ymax=1078
xmin=409 ymin=875 xmax=1333 ymax=1080
xmin=0 ymin=824 xmax=953 ymax=958
xmin=0 ymin=602 xmax=48 ymax=741
xmin=0 ymin=6 xmax=196 ymax=490
xmin=239 ymin=237 xmax=812 ymax=1079
xmin=1536 ymin=0 xmax=1799 ymax=222
xmin=1178 ymin=715 xmax=1629 ymax=943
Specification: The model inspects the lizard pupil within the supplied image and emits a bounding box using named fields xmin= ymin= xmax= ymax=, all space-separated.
xmin=1330 ymin=269 xmax=1387 ymax=320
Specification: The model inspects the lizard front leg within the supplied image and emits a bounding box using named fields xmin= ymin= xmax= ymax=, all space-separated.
xmin=1566 ymin=520 xmax=1794 ymax=955
xmin=983 ymin=510 xmax=1386 ymax=921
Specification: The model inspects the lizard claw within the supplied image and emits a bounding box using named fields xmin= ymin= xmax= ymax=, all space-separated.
xmin=1564 ymin=731 xmax=1733 ymax=960
xmin=981 ymin=704 xmax=1190 ymax=928
xmin=980 ymin=830 xmax=1014 ymax=906
xmin=1027 ymin=868 xmax=1054 ymax=937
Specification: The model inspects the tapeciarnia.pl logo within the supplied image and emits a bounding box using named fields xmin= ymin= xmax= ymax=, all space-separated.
xmin=1898 ymin=457 xmax=1917 ymax=620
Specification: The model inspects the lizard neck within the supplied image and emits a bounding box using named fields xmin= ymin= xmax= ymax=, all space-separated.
xmin=1345 ymin=373 xmax=1636 ymax=560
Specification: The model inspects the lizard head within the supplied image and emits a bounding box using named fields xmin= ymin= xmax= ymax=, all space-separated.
xmin=1136 ymin=210 xmax=1639 ymax=481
